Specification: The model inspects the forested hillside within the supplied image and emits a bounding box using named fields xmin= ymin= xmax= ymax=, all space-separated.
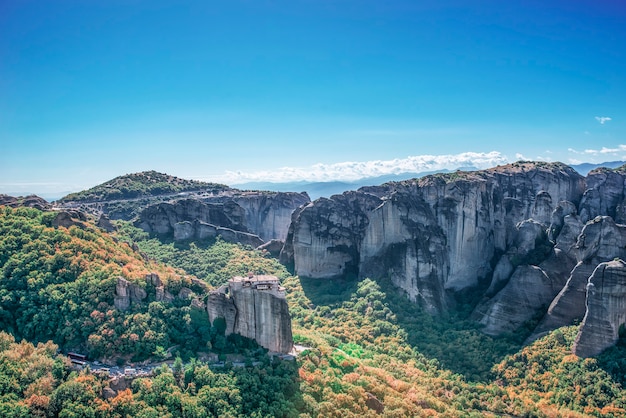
xmin=1 ymin=206 xmax=626 ymax=416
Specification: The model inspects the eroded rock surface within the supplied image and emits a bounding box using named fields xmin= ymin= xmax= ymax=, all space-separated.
xmin=135 ymin=192 xmax=308 ymax=247
xmin=206 ymin=275 xmax=293 ymax=353
xmin=286 ymin=162 xmax=585 ymax=313
xmin=283 ymin=161 xmax=626 ymax=355
xmin=531 ymin=216 xmax=626 ymax=340
xmin=573 ymin=260 xmax=626 ymax=357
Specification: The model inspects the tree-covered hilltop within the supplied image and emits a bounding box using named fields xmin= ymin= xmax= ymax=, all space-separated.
xmin=59 ymin=171 xmax=230 ymax=203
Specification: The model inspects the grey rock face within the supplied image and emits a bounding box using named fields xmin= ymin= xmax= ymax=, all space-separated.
xmin=359 ymin=191 xmax=448 ymax=313
xmin=113 ymin=277 xmax=147 ymax=311
xmin=285 ymin=192 xmax=382 ymax=279
xmin=475 ymin=265 xmax=562 ymax=336
xmin=287 ymin=162 xmax=585 ymax=313
xmin=257 ymin=239 xmax=285 ymax=257
xmin=136 ymin=193 xmax=308 ymax=248
xmin=579 ymin=167 xmax=626 ymax=223
xmin=206 ymin=287 xmax=237 ymax=335
xmin=206 ymin=275 xmax=293 ymax=353
xmin=573 ymin=260 xmax=626 ymax=357
xmin=137 ymin=199 xmax=246 ymax=236
xmin=233 ymin=192 xmax=310 ymax=242
xmin=285 ymin=162 xmax=626 ymax=355
xmin=114 ymin=277 xmax=131 ymax=311
xmin=531 ymin=216 xmax=626 ymax=340
xmin=473 ymin=219 xmax=575 ymax=334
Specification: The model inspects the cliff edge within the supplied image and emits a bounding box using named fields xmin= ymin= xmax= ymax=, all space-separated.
xmin=207 ymin=274 xmax=293 ymax=354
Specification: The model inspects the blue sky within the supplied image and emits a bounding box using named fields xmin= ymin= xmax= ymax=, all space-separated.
xmin=1 ymin=0 xmax=625 ymax=197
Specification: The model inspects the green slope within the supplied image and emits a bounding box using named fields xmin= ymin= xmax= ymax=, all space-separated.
xmin=2 ymin=206 xmax=626 ymax=417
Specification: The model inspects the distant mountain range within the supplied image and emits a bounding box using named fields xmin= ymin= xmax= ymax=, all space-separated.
xmin=569 ymin=160 xmax=625 ymax=175
xmin=234 ymin=161 xmax=626 ymax=200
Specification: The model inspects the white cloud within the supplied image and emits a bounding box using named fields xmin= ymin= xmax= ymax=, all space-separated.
xmin=209 ymin=151 xmax=509 ymax=184
xmin=595 ymin=116 xmax=612 ymax=124
xmin=583 ymin=145 xmax=626 ymax=155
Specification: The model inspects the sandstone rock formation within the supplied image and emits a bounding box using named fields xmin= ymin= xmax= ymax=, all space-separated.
xmin=284 ymin=161 xmax=626 ymax=355
xmin=207 ymin=275 xmax=293 ymax=353
xmin=531 ymin=216 xmax=626 ymax=340
xmin=135 ymin=192 xmax=309 ymax=248
xmin=114 ymin=277 xmax=147 ymax=311
xmin=232 ymin=192 xmax=310 ymax=242
xmin=257 ymin=239 xmax=285 ymax=257
xmin=137 ymin=199 xmax=246 ymax=236
xmin=97 ymin=214 xmax=117 ymax=232
xmin=579 ymin=166 xmax=626 ymax=223
xmin=573 ymin=260 xmax=626 ymax=357
xmin=113 ymin=272 xmax=293 ymax=353
xmin=285 ymin=162 xmax=585 ymax=313
xmin=172 ymin=220 xmax=264 ymax=247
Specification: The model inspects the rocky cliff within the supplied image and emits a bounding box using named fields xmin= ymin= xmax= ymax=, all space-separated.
xmin=56 ymin=171 xmax=310 ymax=248
xmin=206 ymin=275 xmax=293 ymax=353
xmin=135 ymin=191 xmax=309 ymax=247
xmin=284 ymin=161 xmax=626 ymax=355
xmin=284 ymin=162 xmax=585 ymax=313
xmin=573 ymin=260 xmax=626 ymax=358
xmin=114 ymin=273 xmax=293 ymax=353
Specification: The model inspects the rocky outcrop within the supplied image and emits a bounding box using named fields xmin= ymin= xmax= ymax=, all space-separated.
xmin=135 ymin=192 xmax=309 ymax=248
xmin=206 ymin=275 xmax=293 ymax=353
xmin=114 ymin=277 xmax=148 ymax=311
xmin=286 ymin=162 xmax=585 ymax=313
xmin=573 ymin=260 xmax=626 ymax=357
xmin=112 ymin=271 xmax=293 ymax=354
xmin=257 ymin=239 xmax=285 ymax=257
xmin=284 ymin=161 xmax=626 ymax=354
xmin=232 ymin=192 xmax=310 ymax=242
xmin=97 ymin=214 xmax=117 ymax=232
xmin=472 ymin=217 xmax=576 ymax=333
xmin=474 ymin=264 xmax=567 ymax=336
xmin=531 ymin=216 xmax=626 ymax=340
xmin=579 ymin=166 xmax=626 ymax=223
xmin=0 ymin=194 xmax=50 ymax=210
xmin=52 ymin=210 xmax=88 ymax=229
xmin=282 ymin=192 xmax=382 ymax=280
xmin=136 ymin=199 xmax=247 ymax=236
